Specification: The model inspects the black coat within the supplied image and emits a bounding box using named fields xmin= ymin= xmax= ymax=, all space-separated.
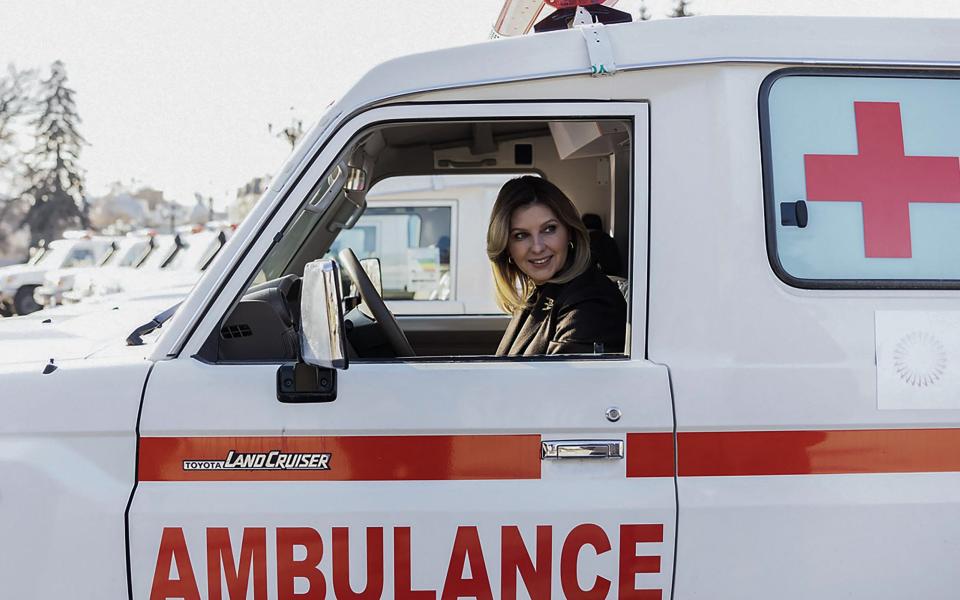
xmin=496 ymin=266 xmax=627 ymax=356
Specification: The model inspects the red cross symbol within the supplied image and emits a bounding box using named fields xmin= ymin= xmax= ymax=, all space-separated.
xmin=804 ymin=101 xmax=960 ymax=258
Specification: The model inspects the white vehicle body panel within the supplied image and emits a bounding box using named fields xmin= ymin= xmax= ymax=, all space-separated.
xmin=0 ymin=356 xmax=150 ymax=598
xmin=130 ymin=358 xmax=675 ymax=599
xmin=0 ymin=291 xmax=175 ymax=364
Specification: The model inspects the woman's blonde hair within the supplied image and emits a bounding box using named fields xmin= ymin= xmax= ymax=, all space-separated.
xmin=486 ymin=176 xmax=592 ymax=313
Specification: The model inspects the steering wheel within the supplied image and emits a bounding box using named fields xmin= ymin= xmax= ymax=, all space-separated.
xmin=337 ymin=248 xmax=415 ymax=357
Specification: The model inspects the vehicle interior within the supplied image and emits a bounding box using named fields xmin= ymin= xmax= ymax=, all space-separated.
xmin=209 ymin=117 xmax=633 ymax=362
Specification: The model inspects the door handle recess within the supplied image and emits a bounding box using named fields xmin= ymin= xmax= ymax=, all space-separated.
xmin=541 ymin=440 xmax=624 ymax=460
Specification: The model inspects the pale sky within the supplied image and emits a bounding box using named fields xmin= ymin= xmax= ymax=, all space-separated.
xmin=1 ymin=0 xmax=958 ymax=211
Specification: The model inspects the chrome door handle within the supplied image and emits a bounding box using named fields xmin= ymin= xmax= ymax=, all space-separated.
xmin=541 ymin=440 xmax=624 ymax=460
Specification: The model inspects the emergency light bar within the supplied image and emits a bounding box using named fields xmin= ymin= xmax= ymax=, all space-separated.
xmin=491 ymin=0 xmax=629 ymax=38
xmin=545 ymin=0 xmax=605 ymax=7
xmin=534 ymin=3 xmax=631 ymax=33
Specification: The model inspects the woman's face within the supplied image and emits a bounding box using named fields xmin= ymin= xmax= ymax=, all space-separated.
xmin=507 ymin=203 xmax=570 ymax=285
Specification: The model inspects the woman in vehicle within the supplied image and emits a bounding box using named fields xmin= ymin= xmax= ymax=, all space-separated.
xmin=486 ymin=176 xmax=627 ymax=356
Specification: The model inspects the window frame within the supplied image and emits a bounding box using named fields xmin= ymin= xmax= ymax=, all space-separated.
xmin=165 ymin=101 xmax=647 ymax=362
xmin=760 ymin=66 xmax=960 ymax=290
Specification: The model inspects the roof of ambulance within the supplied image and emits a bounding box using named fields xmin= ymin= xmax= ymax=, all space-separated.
xmin=337 ymin=15 xmax=959 ymax=108
xmin=292 ymin=15 xmax=959 ymax=150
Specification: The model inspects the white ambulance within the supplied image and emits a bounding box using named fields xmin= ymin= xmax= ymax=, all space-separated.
xmin=35 ymin=233 xmax=156 ymax=308
xmin=348 ymin=174 xmax=510 ymax=316
xmin=0 ymin=234 xmax=117 ymax=315
xmin=4 ymin=13 xmax=960 ymax=600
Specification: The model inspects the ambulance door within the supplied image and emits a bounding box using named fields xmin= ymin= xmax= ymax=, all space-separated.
xmin=129 ymin=102 xmax=676 ymax=599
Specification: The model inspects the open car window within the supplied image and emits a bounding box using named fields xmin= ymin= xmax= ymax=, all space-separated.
xmin=213 ymin=117 xmax=633 ymax=363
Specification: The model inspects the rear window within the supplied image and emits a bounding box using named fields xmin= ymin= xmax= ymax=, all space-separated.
xmin=761 ymin=69 xmax=960 ymax=288
xmin=327 ymin=205 xmax=453 ymax=301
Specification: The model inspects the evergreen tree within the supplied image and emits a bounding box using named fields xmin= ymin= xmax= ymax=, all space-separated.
xmin=670 ymin=0 xmax=694 ymax=17
xmin=18 ymin=60 xmax=88 ymax=247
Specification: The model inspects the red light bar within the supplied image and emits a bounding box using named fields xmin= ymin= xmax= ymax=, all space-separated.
xmin=545 ymin=0 xmax=606 ymax=7
xmin=492 ymin=0 xmax=621 ymax=38
xmin=533 ymin=2 xmax=630 ymax=33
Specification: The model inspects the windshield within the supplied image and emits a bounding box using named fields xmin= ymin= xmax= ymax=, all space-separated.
xmin=141 ymin=237 xmax=179 ymax=269
xmin=30 ymin=242 xmax=72 ymax=268
xmin=115 ymin=240 xmax=153 ymax=267
xmin=164 ymin=233 xmax=220 ymax=271
xmin=29 ymin=247 xmax=49 ymax=265
xmin=254 ymin=116 xmax=348 ymax=283
xmin=257 ymin=208 xmax=324 ymax=281
xmin=61 ymin=245 xmax=99 ymax=268
xmin=97 ymin=242 xmax=119 ymax=266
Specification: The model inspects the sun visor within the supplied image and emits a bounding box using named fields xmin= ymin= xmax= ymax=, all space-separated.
xmin=549 ymin=121 xmax=629 ymax=160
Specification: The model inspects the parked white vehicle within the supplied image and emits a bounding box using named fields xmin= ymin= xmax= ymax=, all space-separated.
xmin=4 ymin=13 xmax=960 ymax=600
xmin=343 ymin=174 xmax=510 ymax=315
xmin=65 ymin=230 xmax=228 ymax=303
xmin=0 ymin=235 xmax=116 ymax=315
xmin=35 ymin=234 xmax=155 ymax=308
xmin=82 ymin=229 xmax=228 ymax=300
xmin=63 ymin=233 xmax=184 ymax=304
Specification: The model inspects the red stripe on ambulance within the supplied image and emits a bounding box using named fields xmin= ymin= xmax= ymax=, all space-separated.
xmin=139 ymin=434 xmax=541 ymax=481
xmin=676 ymin=428 xmax=960 ymax=476
xmin=141 ymin=429 xmax=960 ymax=483
xmin=626 ymin=428 xmax=960 ymax=477
xmin=625 ymin=433 xmax=674 ymax=478
xmin=150 ymin=524 xmax=665 ymax=600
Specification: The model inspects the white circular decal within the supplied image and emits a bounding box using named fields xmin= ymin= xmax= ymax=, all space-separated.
xmin=893 ymin=331 xmax=948 ymax=388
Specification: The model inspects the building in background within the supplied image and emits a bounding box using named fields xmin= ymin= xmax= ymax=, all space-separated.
xmin=230 ymin=175 xmax=271 ymax=224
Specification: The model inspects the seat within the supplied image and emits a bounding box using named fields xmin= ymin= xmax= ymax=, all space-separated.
xmin=583 ymin=213 xmax=623 ymax=276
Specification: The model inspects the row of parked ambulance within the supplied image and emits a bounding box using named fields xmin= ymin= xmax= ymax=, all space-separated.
xmin=0 ymin=226 xmax=231 ymax=316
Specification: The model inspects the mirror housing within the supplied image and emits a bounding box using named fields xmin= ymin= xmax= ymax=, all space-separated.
xmin=355 ymin=257 xmax=384 ymax=319
xmin=300 ymin=259 xmax=348 ymax=370
xmin=359 ymin=257 xmax=383 ymax=297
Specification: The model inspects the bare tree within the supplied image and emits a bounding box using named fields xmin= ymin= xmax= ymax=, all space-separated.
xmin=0 ymin=65 xmax=34 ymax=255
xmin=268 ymin=108 xmax=305 ymax=150
xmin=18 ymin=61 xmax=89 ymax=248
xmin=0 ymin=65 xmax=32 ymax=171
xmin=638 ymin=0 xmax=651 ymax=21
xmin=670 ymin=0 xmax=694 ymax=17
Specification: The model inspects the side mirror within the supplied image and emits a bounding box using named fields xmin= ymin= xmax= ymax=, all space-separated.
xmin=359 ymin=257 xmax=383 ymax=295
xmin=300 ymin=259 xmax=348 ymax=370
xmin=353 ymin=257 xmax=384 ymax=319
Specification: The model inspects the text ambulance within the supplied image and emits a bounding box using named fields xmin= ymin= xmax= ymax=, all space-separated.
xmin=3 ymin=13 xmax=960 ymax=600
